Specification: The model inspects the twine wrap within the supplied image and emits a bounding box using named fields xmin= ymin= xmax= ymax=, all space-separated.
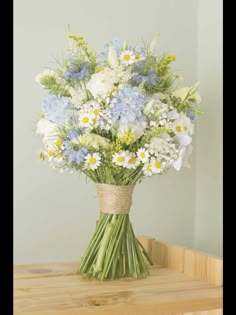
xmin=96 ymin=184 xmax=135 ymax=214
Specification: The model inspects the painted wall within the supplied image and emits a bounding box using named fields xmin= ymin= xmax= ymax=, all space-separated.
xmin=194 ymin=0 xmax=223 ymax=256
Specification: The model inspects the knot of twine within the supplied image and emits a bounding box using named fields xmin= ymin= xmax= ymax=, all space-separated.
xmin=96 ymin=184 xmax=135 ymax=214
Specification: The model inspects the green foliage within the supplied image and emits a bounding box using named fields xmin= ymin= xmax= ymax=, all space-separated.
xmin=40 ymin=75 xmax=70 ymax=97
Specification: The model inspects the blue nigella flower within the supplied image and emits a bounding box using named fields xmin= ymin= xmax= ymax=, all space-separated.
xmin=131 ymin=61 xmax=159 ymax=88
xmin=109 ymin=87 xmax=146 ymax=124
xmin=63 ymin=141 xmax=88 ymax=165
xmin=64 ymin=61 xmax=90 ymax=80
xmin=43 ymin=94 xmax=72 ymax=124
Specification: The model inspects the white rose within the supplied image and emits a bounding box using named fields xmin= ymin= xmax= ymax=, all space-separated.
xmin=86 ymin=71 xmax=116 ymax=98
xmin=36 ymin=118 xmax=57 ymax=146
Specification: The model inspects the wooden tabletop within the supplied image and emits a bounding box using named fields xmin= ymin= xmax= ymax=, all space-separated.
xmin=14 ymin=237 xmax=223 ymax=315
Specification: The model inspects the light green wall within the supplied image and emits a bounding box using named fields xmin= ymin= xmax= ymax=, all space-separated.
xmin=14 ymin=0 xmax=222 ymax=264
xmin=194 ymin=0 xmax=223 ymax=256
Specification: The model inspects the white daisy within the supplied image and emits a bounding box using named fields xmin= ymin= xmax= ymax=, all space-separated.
xmin=150 ymin=157 xmax=162 ymax=174
xmin=112 ymin=151 xmax=129 ymax=167
xmin=92 ymin=105 xmax=101 ymax=117
xmin=119 ymin=50 xmax=135 ymax=65
xmin=171 ymin=113 xmax=194 ymax=136
xmin=133 ymin=52 xmax=145 ymax=62
xmin=126 ymin=153 xmax=140 ymax=169
xmin=143 ymin=162 xmax=153 ymax=176
xmin=136 ymin=148 xmax=150 ymax=163
xmin=79 ymin=112 xmax=94 ymax=128
xmin=84 ymin=153 xmax=101 ymax=170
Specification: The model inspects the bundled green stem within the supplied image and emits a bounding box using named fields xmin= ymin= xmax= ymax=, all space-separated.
xmin=77 ymin=213 xmax=153 ymax=280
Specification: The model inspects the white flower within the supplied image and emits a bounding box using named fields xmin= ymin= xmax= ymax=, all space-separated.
xmin=119 ymin=50 xmax=135 ymax=65
xmin=149 ymin=33 xmax=160 ymax=54
xmin=84 ymin=153 xmax=101 ymax=170
xmin=78 ymin=111 xmax=95 ymax=129
xmin=36 ymin=118 xmax=58 ymax=147
xmin=36 ymin=118 xmax=56 ymax=135
xmin=68 ymin=86 xmax=87 ymax=108
xmin=117 ymin=121 xmax=147 ymax=142
xmin=136 ymin=148 xmax=150 ymax=163
xmin=150 ymin=157 xmax=163 ymax=174
xmin=86 ymin=70 xmax=116 ymax=98
xmin=144 ymin=94 xmax=168 ymax=118
xmin=173 ymin=145 xmax=192 ymax=171
xmin=112 ymin=151 xmax=129 ymax=167
xmin=175 ymin=134 xmax=192 ymax=149
xmin=108 ymin=44 xmax=119 ymax=68
xmin=143 ymin=162 xmax=153 ymax=176
xmin=171 ymin=112 xmax=194 ymax=135
xmin=126 ymin=153 xmax=140 ymax=169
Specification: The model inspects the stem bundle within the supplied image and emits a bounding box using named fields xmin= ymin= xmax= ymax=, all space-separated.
xmin=77 ymin=213 xmax=153 ymax=280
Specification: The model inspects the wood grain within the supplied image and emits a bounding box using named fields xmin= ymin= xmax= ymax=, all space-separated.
xmin=14 ymin=236 xmax=223 ymax=315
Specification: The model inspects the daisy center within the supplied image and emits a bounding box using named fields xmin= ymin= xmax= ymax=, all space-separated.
xmin=129 ymin=157 xmax=136 ymax=164
xmin=123 ymin=54 xmax=131 ymax=61
xmin=55 ymin=139 xmax=62 ymax=148
xmin=175 ymin=125 xmax=182 ymax=132
xmin=48 ymin=150 xmax=53 ymax=157
xmin=135 ymin=54 xmax=140 ymax=60
xmin=146 ymin=164 xmax=151 ymax=171
xmin=88 ymin=157 xmax=97 ymax=165
xmin=82 ymin=117 xmax=89 ymax=123
xmin=93 ymin=109 xmax=100 ymax=116
xmin=154 ymin=161 xmax=161 ymax=169
xmin=140 ymin=152 xmax=145 ymax=158
xmin=117 ymin=156 xmax=125 ymax=163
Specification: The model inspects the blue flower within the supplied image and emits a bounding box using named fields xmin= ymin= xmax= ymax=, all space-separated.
xmin=109 ymin=87 xmax=146 ymax=124
xmin=99 ymin=38 xmax=122 ymax=60
xmin=63 ymin=141 xmax=88 ymax=165
xmin=68 ymin=130 xmax=79 ymax=140
xmin=131 ymin=62 xmax=159 ymax=88
xmin=64 ymin=61 xmax=90 ymax=80
xmin=43 ymin=94 xmax=71 ymax=124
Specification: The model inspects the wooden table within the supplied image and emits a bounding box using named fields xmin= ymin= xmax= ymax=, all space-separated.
xmin=14 ymin=236 xmax=223 ymax=315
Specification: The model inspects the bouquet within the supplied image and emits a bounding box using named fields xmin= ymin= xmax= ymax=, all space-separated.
xmin=36 ymin=30 xmax=201 ymax=280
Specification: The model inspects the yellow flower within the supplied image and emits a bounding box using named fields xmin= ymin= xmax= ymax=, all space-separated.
xmin=81 ymin=43 xmax=88 ymax=49
xmin=48 ymin=150 xmax=54 ymax=157
xmin=55 ymin=139 xmax=62 ymax=148
xmin=111 ymin=140 xmax=122 ymax=154
xmin=39 ymin=152 xmax=45 ymax=160
xmin=95 ymin=66 xmax=104 ymax=73
xmin=118 ymin=131 xmax=134 ymax=145
xmin=166 ymin=53 xmax=176 ymax=61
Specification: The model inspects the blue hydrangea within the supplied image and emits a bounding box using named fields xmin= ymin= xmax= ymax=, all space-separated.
xmin=109 ymin=87 xmax=146 ymax=124
xmin=43 ymin=94 xmax=72 ymax=124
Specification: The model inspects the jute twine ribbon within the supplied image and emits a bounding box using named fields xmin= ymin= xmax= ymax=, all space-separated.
xmin=96 ymin=184 xmax=135 ymax=214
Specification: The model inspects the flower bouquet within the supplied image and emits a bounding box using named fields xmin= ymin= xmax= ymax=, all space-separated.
xmin=36 ymin=30 xmax=201 ymax=280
